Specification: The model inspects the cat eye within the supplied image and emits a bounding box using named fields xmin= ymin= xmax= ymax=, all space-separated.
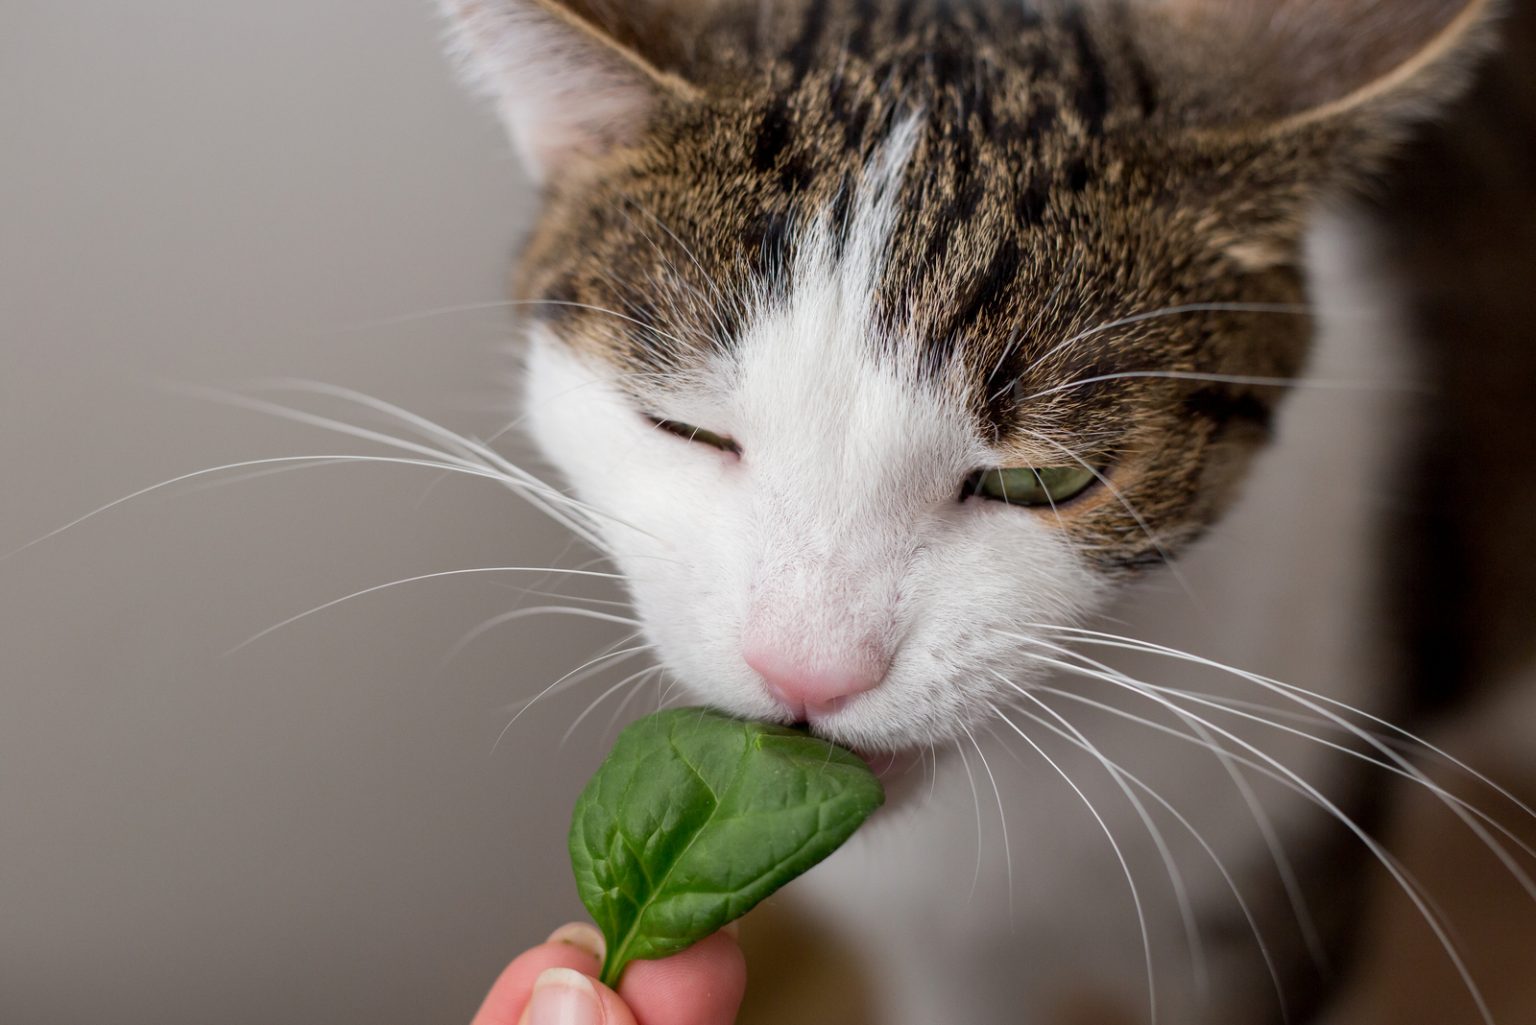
xmin=649 ymin=416 xmax=741 ymax=455
xmin=964 ymin=466 xmax=1098 ymax=507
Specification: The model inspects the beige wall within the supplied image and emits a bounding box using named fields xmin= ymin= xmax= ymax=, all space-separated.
xmin=0 ymin=4 xmax=619 ymax=1022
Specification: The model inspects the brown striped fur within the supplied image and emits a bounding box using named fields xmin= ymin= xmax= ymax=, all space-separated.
xmin=505 ymin=1 xmax=1498 ymax=577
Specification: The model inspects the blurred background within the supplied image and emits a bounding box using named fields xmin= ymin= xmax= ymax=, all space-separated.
xmin=1 ymin=3 xmax=625 ymax=1021
xmin=6 ymin=3 xmax=1536 ymax=1024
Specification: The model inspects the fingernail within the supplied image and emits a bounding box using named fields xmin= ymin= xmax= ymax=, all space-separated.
xmin=523 ymin=967 xmax=600 ymax=1025
xmin=547 ymin=922 xmax=605 ymax=962
xmin=720 ymin=920 xmax=741 ymax=939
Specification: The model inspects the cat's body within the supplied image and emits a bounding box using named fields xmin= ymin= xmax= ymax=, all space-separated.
xmin=435 ymin=1 xmax=1536 ymax=1021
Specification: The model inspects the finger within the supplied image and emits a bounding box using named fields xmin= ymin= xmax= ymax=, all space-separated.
xmin=471 ymin=924 xmax=604 ymax=1025
xmin=617 ymin=930 xmax=748 ymax=1025
xmin=517 ymin=967 xmax=639 ymax=1025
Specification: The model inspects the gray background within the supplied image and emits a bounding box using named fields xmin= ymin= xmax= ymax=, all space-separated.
xmin=2 ymin=3 xmax=618 ymax=1022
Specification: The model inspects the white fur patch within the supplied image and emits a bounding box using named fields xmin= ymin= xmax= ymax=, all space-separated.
xmin=523 ymin=120 xmax=1104 ymax=750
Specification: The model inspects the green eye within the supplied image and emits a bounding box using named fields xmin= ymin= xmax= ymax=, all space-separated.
xmin=967 ymin=466 xmax=1098 ymax=507
xmin=651 ymin=417 xmax=740 ymax=455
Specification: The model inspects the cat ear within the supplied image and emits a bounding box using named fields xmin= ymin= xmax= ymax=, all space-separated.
xmin=436 ymin=0 xmax=695 ymax=179
xmin=1155 ymin=0 xmax=1501 ymax=140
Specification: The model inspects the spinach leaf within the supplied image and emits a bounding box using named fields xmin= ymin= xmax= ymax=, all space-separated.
xmin=568 ymin=708 xmax=885 ymax=986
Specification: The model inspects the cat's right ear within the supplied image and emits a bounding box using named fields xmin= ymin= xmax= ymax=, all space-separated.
xmin=436 ymin=0 xmax=695 ymax=180
xmin=1150 ymin=0 xmax=1503 ymax=145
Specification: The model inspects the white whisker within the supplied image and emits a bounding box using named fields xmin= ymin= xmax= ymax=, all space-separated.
xmin=1017 ymin=369 xmax=1413 ymax=406
xmin=176 ymin=384 xmax=614 ymax=551
xmin=250 ymin=381 xmax=637 ymax=546
xmin=5 ymin=454 xmax=515 ymax=560
xmin=604 ymin=663 xmax=665 ymax=740
xmin=1033 ymin=302 xmax=1316 ymax=368
xmin=989 ymin=702 xmax=1159 ymax=1025
xmin=226 ymin=566 xmax=623 ymax=655
xmin=1020 ymin=428 xmax=1197 ymax=606
xmin=1012 ymin=646 xmax=1495 ymax=1025
xmin=961 ymin=721 xmax=1014 ymax=927
xmin=1003 ymin=697 xmax=1290 ymax=1023
xmin=1011 ymin=632 xmax=1326 ymax=966
xmin=493 ymin=638 xmax=652 ymax=751
xmin=954 ymin=737 xmax=986 ymax=907
xmin=997 ymin=670 xmax=1209 ymax=1000
xmin=927 ymin=742 xmax=940 ymax=803
xmin=440 ymin=605 xmax=641 ymax=668
xmin=562 ymin=664 xmax=664 ymax=745
xmin=1031 ymin=624 xmax=1536 ymax=900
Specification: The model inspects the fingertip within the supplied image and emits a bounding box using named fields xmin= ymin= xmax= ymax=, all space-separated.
xmin=519 ymin=967 xmax=639 ymax=1025
xmin=471 ymin=933 xmax=604 ymax=1025
xmin=546 ymin=922 xmax=606 ymax=963
xmin=618 ymin=930 xmax=748 ymax=1025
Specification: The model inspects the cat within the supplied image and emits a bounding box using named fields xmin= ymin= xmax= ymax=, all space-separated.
xmin=434 ymin=1 xmax=1536 ymax=1022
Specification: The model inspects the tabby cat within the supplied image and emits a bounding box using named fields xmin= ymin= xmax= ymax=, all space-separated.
xmin=436 ymin=1 xmax=1536 ymax=1022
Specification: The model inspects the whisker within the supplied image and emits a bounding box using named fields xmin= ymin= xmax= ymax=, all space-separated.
xmin=1019 ymin=427 xmax=1197 ymax=605
xmin=1057 ymin=625 xmax=1536 ymax=822
xmin=612 ymin=198 xmax=742 ymax=347
xmin=234 ymin=382 xmax=638 ymax=548
xmin=1011 ymin=632 xmax=1327 ymax=967
xmin=927 ymin=742 xmax=940 ymax=803
xmin=518 ymin=298 xmax=704 ymax=353
xmin=174 ymin=383 xmax=614 ymax=552
xmin=483 ymin=583 xmax=636 ymax=612
xmin=604 ymin=662 xmax=666 ymax=740
xmin=226 ymin=566 xmax=623 ymax=655
xmin=989 ymin=702 xmax=1159 ymax=1025
xmin=961 ymin=721 xmax=1014 ymax=927
xmin=655 ymin=678 xmax=688 ymax=712
xmin=954 ymin=737 xmax=987 ymax=907
xmin=439 ymin=605 xmax=641 ymax=668
xmin=331 ymin=299 xmax=523 ymax=331
xmin=562 ymin=664 xmax=664 ymax=745
xmin=492 ymin=638 xmax=653 ymax=752
xmin=997 ymin=670 xmax=1209 ymax=1001
xmin=1033 ymin=302 xmax=1316 ymax=368
xmin=989 ymin=258 xmax=1078 ymax=383
xmin=656 ymin=676 xmax=684 ymax=711
xmin=1003 ymin=697 xmax=1291 ymax=1023
xmin=1161 ymin=685 xmax=1536 ymax=873
xmin=174 ymin=457 xmax=363 ymax=496
xmin=1012 ymin=646 xmax=1495 ymax=1025
xmin=1031 ymin=624 xmax=1536 ymax=898
xmin=5 ymin=454 xmax=514 ymax=561
xmin=1016 ymin=370 xmax=1412 ymax=406
xmin=1007 ymin=673 xmax=1210 ymax=1001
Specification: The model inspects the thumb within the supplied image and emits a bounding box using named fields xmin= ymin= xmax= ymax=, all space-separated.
xmin=517 ymin=967 xmax=638 ymax=1025
xmin=617 ymin=930 xmax=748 ymax=1025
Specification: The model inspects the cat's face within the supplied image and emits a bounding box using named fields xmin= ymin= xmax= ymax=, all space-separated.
xmin=440 ymin=0 xmax=1493 ymax=751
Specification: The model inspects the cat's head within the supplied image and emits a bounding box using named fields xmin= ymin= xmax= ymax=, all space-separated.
xmin=439 ymin=0 xmax=1496 ymax=752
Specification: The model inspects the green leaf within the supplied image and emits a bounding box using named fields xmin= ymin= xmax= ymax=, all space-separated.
xmin=568 ymin=708 xmax=885 ymax=987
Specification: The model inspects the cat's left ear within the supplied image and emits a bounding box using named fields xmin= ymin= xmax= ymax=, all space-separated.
xmin=1153 ymin=0 xmax=1503 ymax=162
xmin=436 ymin=0 xmax=698 ymax=180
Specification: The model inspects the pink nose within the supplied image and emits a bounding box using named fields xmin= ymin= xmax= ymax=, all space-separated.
xmin=744 ymin=646 xmax=888 ymax=721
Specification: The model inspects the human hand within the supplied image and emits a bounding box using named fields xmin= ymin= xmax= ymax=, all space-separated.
xmin=471 ymin=922 xmax=747 ymax=1025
